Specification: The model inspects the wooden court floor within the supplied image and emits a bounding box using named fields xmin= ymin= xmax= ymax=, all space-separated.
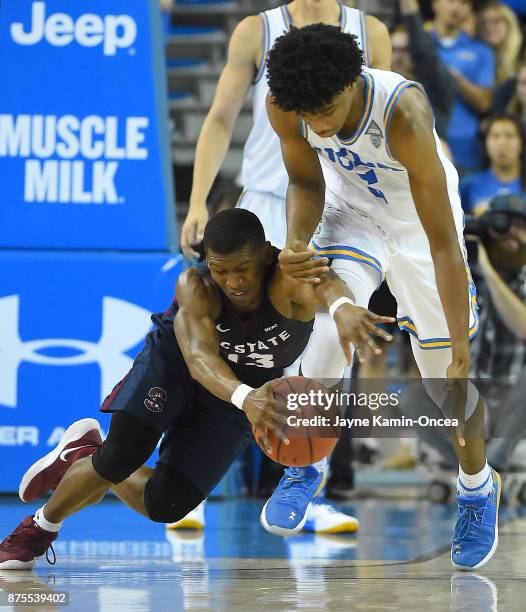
xmin=0 ymin=497 xmax=524 ymax=611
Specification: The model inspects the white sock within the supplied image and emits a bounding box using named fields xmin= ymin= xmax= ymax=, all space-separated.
xmin=312 ymin=457 xmax=329 ymax=477
xmin=34 ymin=506 xmax=63 ymax=532
xmin=457 ymin=461 xmax=493 ymax=497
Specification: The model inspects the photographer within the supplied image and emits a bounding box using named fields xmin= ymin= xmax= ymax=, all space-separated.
xmin=465 ymin=195 xmax=526 ymax=475
xmin=407 ymin=197 xmax=526 ymax=491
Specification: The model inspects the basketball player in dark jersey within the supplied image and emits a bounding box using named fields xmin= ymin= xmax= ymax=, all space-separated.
xmin=0 ymin=209 xmax=393 ymax=569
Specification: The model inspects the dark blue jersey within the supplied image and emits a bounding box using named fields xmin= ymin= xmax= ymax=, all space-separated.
xmin=152 ymin=250 xmax=314 ymax=388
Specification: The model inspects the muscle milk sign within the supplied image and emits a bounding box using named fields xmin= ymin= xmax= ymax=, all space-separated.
xmin=0 ymin=1 xmax=174 ymax=249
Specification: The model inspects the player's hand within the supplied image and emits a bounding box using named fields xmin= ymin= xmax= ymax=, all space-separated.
xmin=333 ymin=303 xmax=395 ymax=365
xmin=181 ymin=205 xmax=209 ymax=260
xmin=278 ymin=241 xmax=330 ymax=284
xmin=243 ymin=380 xmax=290 ymax=453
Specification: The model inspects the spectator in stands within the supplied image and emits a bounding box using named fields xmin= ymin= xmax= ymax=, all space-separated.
xmin=397 ymin=0 xmax=457 ymax=139
xmin=460 ymin=113 xmax=525 ymax=214
xmin=469 ymin=197 xmax=526 ymax=377
xmin=507 ymin=61 xmax=526 ymax=128
xmin=459 ymin=0 xmax=477 ymax=36
xmin=430 ymin=0 xmax=495 ymax=175
xmin=471 ymin=204 xmax=526 ymax=474
xmin=478 ymin=1 xmax=523 ymax=84
xmin=491 ymin=58 xmax=526 ymax=117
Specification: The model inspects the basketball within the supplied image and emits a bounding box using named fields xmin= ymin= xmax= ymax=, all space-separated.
xmin=252 ymin=376 xmax=341 ymax=467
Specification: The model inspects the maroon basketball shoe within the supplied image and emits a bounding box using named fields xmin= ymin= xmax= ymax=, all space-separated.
xmin=19 ymin=419 xmax=102 ymax=502
xmin=0 ymin=516 xmax=58 ymax=569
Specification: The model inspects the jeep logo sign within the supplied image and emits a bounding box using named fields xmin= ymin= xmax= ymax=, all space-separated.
xmin=10 ymin=2 xmax=137 ymax=56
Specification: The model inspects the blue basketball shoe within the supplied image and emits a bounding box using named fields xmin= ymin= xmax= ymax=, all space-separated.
xmin=260 ymin=463 xmax=327 ymax=536
xmin=451 ymin=469 xmax=501 ymax=570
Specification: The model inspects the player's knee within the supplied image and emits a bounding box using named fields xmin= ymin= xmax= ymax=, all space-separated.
xmin=91 ymin=412 xmax=161 ymax=484
xmin=144 ymin=464 xmax=205 ymax=523
xmin=91 ymin=438 xmax=140 ymax=484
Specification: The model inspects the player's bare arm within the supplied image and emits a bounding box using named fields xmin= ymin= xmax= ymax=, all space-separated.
xmin=181 ymin=16 xmax=262 ymax=258
xmin=174 ymin=268 xmax=288 ymax=445
xmin=266 ymin=95 xmax=330 ymax=282
xmin=271 ymin=267 xmax=395 ymax=364
xmin=367 ymin=15 xmax=392 ymax=70
xmin=389 ymin=87 xmax=470 ymax=376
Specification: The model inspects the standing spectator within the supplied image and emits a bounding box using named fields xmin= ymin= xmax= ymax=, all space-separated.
xmin=460 ymin=113 xmax=525 ymax=214
xmin=430 ymin=0 xmax=495 ymax=175
xmin=478 ymin=1 xmax=523 ymax=84
xmin=398 ymin=0 xmax=457 ymax=139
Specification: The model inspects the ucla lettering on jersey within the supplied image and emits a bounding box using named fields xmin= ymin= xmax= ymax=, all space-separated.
xmin=241 ymin=4 xmax=369 ymax=199
xmin=301 ymin=68 xmax=464 ymax=235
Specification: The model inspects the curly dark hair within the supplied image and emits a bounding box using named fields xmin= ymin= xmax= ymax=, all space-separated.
xmin=267 ymin=24 xmax=363 ymax=114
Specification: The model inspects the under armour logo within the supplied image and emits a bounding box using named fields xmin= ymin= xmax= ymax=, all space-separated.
xmin=0 ymin=295 xmax=152 ymax=408
xmin=289 ymin=511 xmax=296 ymax=520
xmin=144 ymin=387 xmax=167 ymax=413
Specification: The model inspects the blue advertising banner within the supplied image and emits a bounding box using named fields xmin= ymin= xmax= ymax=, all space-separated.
xmin=0 ymin=251 xmax=185 ymax=492
xmin=0 ymin=1 xmax=175 ymax=249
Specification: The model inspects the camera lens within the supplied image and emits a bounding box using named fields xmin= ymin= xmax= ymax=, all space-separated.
xmin=490 ymin=212 xmax=511 ymax=234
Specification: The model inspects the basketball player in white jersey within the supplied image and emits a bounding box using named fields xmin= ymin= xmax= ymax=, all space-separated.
xmin=181 ymin=1 xmax=391 ymax=255
xmin=178 ymin=2 xmax=391 ymax=533
xmin=265 ymin=24 xmax=500 ymax=570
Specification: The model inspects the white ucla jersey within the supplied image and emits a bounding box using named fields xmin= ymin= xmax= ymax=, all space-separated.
xmin=241 ymin=4 xmax=370 ymax=199
xmin=302 ymin=68 xmax=464 ymax=234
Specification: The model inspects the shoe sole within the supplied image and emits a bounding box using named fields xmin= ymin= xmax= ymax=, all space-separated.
xmin=451 ymin=470 xmax=501 ymax=570
xmin=19 ymin=418 xmax=102 ymax=502
xmin=165 ymin=519 xmax=204 ymax=530
xmin=0 ymin=559 xmax=35 ymax=570
xmin=260 ymin=500 xmax=309 ymax=536
xmin=304 ymin=519 xmax=360 ymax=534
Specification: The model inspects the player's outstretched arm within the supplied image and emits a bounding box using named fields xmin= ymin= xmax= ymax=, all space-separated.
xmin=314 ymin=271 xmax=395 ymax=363
xmin=389 ymin=87 xmax=470 ymax=377
xmin=284 ymin=270 xmax=395 ymax=364
xmin=174 ymin=269 xmax=288 ymax=446
xmin=266 ymin=95 xmax=329 ymax=283
xmin=181 ymin=17 xmax=261 ymax=259
xmin=366 ymin=15 xmax=392 ymax=70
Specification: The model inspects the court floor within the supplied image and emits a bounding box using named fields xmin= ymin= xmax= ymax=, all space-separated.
xmin=0 ymin=497 xmax=525 ymax=611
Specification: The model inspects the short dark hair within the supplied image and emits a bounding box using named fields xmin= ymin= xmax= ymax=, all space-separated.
xmin=203 ymin=208 xmax=266 ymax=254
xmin=267 ymin=24 xmax=363 ymax=114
